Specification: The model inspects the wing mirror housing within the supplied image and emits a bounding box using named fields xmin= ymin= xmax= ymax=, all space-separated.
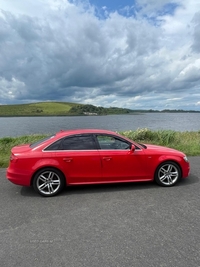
xmin=130 ymin=144 xmax=135 ymax=152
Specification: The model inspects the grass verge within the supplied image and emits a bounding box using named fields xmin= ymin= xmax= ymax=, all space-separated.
xmin=0 ymin=134 xmax=47 ymax=168
xmin=1 ymin=129 xmax=200 ymax=168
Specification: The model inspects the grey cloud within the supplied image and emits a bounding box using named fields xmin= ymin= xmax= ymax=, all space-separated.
xmin=0 ymin=6 xmax=161 ymax=104
xmin=192 ymin=12 xmax=200 ymax=53
xmin=0 ymin=1 xmax=200 ymax=110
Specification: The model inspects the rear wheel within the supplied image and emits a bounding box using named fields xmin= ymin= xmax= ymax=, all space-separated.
xmin=33 ymin=168 xmax=65 ymax=197
xmin=155 ymin=161 xmax=181 ymax=186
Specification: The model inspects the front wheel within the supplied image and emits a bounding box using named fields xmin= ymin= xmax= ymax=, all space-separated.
xmin=33 ymin=168 xmax=65 ymax=197
xmin=155 ymin=161 xmax=181 ymax=187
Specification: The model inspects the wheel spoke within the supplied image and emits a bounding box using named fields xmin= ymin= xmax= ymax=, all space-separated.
xmin=47 ymin=184 xmax=53 ymax=193
xmin=168 ymin=176 xmax=173 ymax=184
xmin=160 ymin=175 xmax=166 ymax=181
xmin=51 ymin=180 xmax=60 ymax=185
xmin=48 ymin=172 xmax=54 ymax=180
xmin=170 ymin=171 xmax=177 ymax=176
xmin=39 ymin=183 xmax=48 ymax=190
xmin=160 ymin=167 xmax=166 ymax=173
xmin=39 ymin=175 xmax=47 ymax=182
xmin=50 ymin=183 xmax=55 ymax=193
xmin=167 ymin=165 xmax=172 ymax=172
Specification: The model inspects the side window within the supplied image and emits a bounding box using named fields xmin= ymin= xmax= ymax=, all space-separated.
xmin=61 ymin=135 xmax=96 ymax=150
xmin=97 ymin=135 xmax=130 ymax=150
xmin=45 ymin=139 xmax=63 ymax=151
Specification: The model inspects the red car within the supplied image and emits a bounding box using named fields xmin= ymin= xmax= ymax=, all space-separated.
xmin=7 ymin=129 xmax=190 ymax=197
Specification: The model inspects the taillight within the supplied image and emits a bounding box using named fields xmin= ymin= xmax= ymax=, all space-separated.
xmin=10 ymin=153 xmax=18 ymax=163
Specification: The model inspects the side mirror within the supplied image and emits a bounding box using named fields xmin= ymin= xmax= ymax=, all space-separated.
xmin=130 ymin=144 xmax=135 ymax=152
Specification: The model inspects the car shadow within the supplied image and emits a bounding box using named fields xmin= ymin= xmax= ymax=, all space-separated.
xmin=20 ymin=182 xmax=156 ymax=198
xmin=176 ymin=174 xmax=199 ymax=186
xmin=64 ymin=181 xmax=157 ymax=195
xmin=20 ymin=173 xmax=199 ymax=197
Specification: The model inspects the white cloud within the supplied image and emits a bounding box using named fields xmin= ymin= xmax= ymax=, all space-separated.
xmin=0 ymin=0 xmax=200 ymax=110
xmin=167 ymin=98 xmax=182 ymax=101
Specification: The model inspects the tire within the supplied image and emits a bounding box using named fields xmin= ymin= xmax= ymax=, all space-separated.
xmin=155 ymin=161 xmax=181 ymax=187
xmin=33 ymin=168 xmax=65 ymax=197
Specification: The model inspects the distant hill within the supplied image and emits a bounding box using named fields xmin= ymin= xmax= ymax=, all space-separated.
xmin=0 ymin=102 xmax=76 ymax=116
xmin=0 ymin=102 xmax=136 ymax=116
xmin=0 ymin=102 xmax=199 ymax=116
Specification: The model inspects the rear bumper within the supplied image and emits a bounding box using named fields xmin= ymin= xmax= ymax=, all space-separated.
xmin=6 ymin=167 xmax=32 ymax=186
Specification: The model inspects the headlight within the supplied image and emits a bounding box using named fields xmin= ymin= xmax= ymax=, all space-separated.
xmin=183 ymin=156 xmax=189 ymax=162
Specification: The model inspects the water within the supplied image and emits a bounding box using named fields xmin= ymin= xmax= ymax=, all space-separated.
xmin=0 ymin=113 xmax=200 ymax=138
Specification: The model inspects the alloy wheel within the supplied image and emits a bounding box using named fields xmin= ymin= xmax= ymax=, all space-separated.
xmin=156 ymin=162 xmax=180 ymax=186
xmin=33 ymin=169 xmax=65 ymax=196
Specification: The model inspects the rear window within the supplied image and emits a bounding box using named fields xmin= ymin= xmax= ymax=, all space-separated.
xmin=45 ymin=134 xmax=97 ymax=150
xmin=30 ymin=135 xmax=55 ymax=148
xmin=61 ymin=135 xmax=96 ymax=150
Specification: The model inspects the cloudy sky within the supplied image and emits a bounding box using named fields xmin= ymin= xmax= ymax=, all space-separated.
xmin=0 ymin=0 xmax=200 ymax=110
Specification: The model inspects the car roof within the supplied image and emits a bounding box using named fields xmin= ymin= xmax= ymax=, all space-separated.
xmin=55 ymin=129 xmax=119 ymax=138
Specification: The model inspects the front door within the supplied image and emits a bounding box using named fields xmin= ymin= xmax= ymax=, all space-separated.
xmin=96 ymin=134 xmax=147 ymax=181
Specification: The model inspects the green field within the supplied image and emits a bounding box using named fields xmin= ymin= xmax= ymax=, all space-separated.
xmin=1 ymin=129 xmax=200 ymax=168
xmin=0 ymin=102 xmax=78 ymax=116
xmin=0 ymin=102 xmax=135 ymax=116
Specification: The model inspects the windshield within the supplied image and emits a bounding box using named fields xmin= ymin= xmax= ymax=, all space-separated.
xmin=30 ymin=135 xmax=55 ymax=148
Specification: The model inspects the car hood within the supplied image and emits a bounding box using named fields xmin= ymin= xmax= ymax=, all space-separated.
xmin=11 ymin=144 xmax=31 ymax=154
xmin=144 ymin=144 xmax=184 ymax=155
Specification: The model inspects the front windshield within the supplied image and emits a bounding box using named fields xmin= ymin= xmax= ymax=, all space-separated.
xmin=30 ymin=135 xmax=55 ymax=148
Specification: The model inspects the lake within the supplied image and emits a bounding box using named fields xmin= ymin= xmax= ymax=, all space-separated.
xmin=0 ymin=113 xmax=200 ymax=138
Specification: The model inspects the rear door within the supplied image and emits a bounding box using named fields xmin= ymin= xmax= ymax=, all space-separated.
xmin=53 ymin=134 xmax=102 ymax=184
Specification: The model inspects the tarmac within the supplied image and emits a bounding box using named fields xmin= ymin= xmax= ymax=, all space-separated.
xmin=0 ymin=157 xmax=200 ymax=267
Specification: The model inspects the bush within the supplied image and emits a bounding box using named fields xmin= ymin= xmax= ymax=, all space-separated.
xmin=120 ymin=128 xmax=154 ymax=142
xmin=154 ymin=130 xmax=176 ymax=146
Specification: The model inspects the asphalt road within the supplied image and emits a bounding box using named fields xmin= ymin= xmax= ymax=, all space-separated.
xmin=0 ymin=157 xmax=200 ymax=267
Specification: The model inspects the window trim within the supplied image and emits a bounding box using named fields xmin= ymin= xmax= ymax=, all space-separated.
xmin=44 ymin=133 xmax=98 ymax=151
xmin=94 ymin=133 xmax=133 ymax=150
xmin=43 ymin=133 xmax=142 ymax=152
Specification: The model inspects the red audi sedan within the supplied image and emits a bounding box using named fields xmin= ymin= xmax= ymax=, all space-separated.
xmin=7 ymin=129 xmax=190 ymax=197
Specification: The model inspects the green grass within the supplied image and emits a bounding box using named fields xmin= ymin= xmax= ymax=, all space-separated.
xmin=0 ymin=102 xmax=135 ymax=116
xmin=1 ymin=129 xmax=200 ymax=168
xmin=119 ymin=128 xmax=200 ymax=156
xmin=0 ymin=134 xmax=47 ymax=168
xmin=0 ymin=102 xmax=78 ymax=116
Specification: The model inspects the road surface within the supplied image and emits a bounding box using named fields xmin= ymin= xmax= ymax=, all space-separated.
xmin=0 ymin=157 xmax=200 ymax=267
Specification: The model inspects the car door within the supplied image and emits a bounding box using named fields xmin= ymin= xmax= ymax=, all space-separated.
xmin=53 ymin=134 xmax=102 ymax=184
xmin=96 ymin=134 xmax=147 ymax=182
